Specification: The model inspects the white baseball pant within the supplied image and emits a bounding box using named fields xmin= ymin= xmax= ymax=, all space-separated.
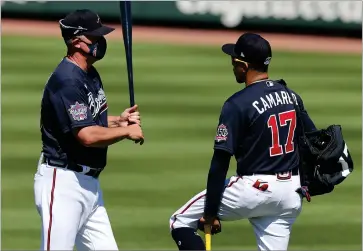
xmin=170 ymin=172 xmax=303 ymax=251
xmin=33 ymin=154 xmax=118 ymax=251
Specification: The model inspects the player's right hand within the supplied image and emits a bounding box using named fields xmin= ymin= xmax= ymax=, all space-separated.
xmin=127 ymin=123 xmax=144 ymax=145
xmin=198 ymin=217 xmax=222 ymax=235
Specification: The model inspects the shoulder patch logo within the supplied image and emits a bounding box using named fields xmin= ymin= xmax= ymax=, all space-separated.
xmin=68 ymin=102 xmax=88 ymax=121
xmin=215 ymin=124 xmax=228 ymax=142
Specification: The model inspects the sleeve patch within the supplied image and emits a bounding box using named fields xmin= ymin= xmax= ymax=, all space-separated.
xmin=68 ymin=102 xmax=88 ymax=121
xmin=215 ymin=124 xmax=228 ymax=142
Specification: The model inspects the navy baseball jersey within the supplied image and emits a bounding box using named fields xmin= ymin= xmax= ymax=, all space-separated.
xmin=40 ymin=58 xmax=108 ymax=169
xmin=214 ymin=79 xmax=316 ymax=175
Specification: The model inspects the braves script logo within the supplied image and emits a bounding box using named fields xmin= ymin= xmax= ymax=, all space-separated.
xmin=68 ymin=102 xmax=88 ymax=121
xmin=88 ymin=88 xmax=108 ymax=118
xmin=215 ymin=124 xmax=228 ymax=142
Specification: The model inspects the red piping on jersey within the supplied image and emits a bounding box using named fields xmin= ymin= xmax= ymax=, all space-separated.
xmin=47 ymin=168 xmax=57 ymax=251
xmin=171 ymin=177 xmax=241 ymax=229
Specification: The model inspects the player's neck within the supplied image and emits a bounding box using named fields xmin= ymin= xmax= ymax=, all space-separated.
xmin=245 ymin=72 xmax=269 ymax=87
xmin=66 ymin=53 xmax=90 ymax=72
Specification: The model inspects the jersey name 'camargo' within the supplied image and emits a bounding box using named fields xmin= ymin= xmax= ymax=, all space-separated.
xmin=252 ymin=90 xmax=299 ymax=114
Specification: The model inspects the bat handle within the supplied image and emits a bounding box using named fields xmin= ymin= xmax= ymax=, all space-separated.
xmin=204 ymin=224 xmax=212 ymax=251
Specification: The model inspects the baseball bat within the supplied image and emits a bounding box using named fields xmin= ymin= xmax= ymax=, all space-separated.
xmin=119 ymin=0 xmax=134 ymax=107
xmin=204 ymin=225 xmax=212 ymax=250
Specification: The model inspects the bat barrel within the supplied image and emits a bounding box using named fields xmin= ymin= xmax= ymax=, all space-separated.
xmin=119 ymin=1 xmax=135 ymax=107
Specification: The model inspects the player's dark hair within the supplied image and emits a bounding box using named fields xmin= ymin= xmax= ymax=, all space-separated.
xmin=249 ymin=63 xmax=268 ymax=73
xmin=64 ymin=38 xmax=71 ymax=54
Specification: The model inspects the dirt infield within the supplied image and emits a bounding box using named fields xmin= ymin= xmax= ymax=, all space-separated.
xmin=2 ymin=19 xmax=361 ymax=54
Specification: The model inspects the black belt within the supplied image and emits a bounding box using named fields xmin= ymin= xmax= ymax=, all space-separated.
xmin=239 ymin=167 xmax=299 ymax=176
xmin=42 ymin=157 xmax=102 ymax=178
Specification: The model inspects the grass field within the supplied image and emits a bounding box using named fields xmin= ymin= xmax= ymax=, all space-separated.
xmin=2 ymin=35 xmax=362 ymax=250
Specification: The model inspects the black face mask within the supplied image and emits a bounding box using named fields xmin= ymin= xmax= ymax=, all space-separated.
xmin=87 ymin=37 xmax=107 ymax=60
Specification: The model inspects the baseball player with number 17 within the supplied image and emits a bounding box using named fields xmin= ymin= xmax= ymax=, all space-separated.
xmin=35 ymin=10 xmax=144 ymax=250
xmin=169 ymin=33 xmax=319 ymax=250
xmin=170 ymin=32 xmax=354 ymax=250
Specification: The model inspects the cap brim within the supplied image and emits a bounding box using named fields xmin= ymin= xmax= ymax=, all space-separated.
xmin=222 ymin=43 xmax=237 ymax=57
xmin=82 ymin=25 xmax=115 ymax=36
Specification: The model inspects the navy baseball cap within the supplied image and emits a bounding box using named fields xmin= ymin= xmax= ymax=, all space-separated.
xmin=222 ymin=33 xmax=272 ymax=66
xmin=59 ymin=9 xmax=115 ymax=38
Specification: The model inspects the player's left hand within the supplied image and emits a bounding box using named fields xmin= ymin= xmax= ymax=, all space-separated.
xmin=119 ymin=104 xmax=141 ymax=127
xmin=198 ymin=217 xmax=222 ymax=235
xmin=296 ymin=186 xmax=311 ymax=202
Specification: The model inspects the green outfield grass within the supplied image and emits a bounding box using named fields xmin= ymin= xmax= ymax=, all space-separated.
xmin=2 ymin=35 xmax=362 ymax=250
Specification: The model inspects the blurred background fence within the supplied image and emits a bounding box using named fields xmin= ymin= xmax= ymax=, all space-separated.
xmin=1 ymin=1 xmax=362 ymax=37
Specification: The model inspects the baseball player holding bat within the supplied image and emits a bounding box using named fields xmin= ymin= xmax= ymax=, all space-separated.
xmin=35 ymin=9 xmax=143 ymax=250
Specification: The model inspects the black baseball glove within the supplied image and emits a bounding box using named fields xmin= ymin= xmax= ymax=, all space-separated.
xmin=298 ymin=124 xmax=353 ymax=199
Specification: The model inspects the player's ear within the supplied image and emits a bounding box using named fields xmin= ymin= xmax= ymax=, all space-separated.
xmin=71 ymin=38 xmax=82 ymax=48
